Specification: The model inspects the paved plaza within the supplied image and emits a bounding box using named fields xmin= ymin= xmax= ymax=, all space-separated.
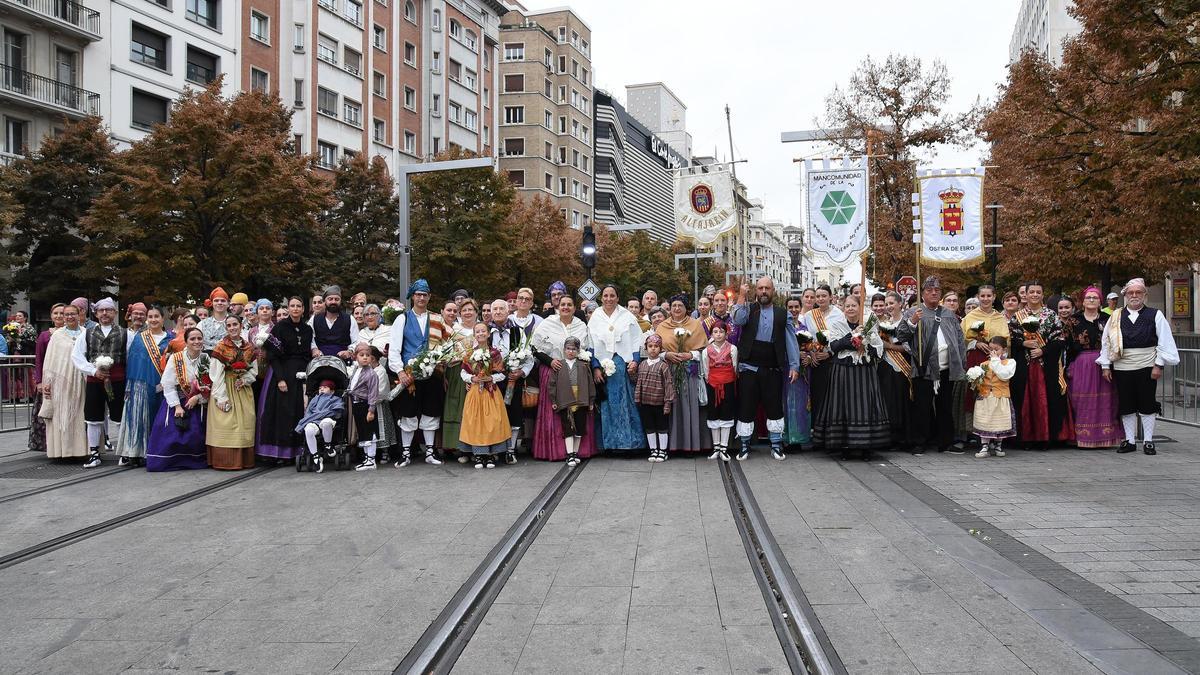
xmin=1 ymin=422 xmax=1199 ymax=674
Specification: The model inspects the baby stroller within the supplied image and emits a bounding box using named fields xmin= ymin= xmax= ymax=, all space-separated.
xmin=295 ymin=355 xmax=359 ymax=472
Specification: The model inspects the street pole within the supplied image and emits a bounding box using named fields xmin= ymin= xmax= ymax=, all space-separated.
xmin=725 ymin=104 xmax=744 ymax=284
xmin=987 ymin=203 xmax=1001 ymax=288
xmin=693 ymin=244 xmax=699 ymax=305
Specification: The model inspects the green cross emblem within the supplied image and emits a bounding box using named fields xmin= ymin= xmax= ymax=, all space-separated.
xmin=820 ymin=191 xmax=856 ymax=225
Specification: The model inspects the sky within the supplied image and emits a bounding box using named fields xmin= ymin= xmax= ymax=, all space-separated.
xmin=520 ymin=0 xmax=1018 ymax=239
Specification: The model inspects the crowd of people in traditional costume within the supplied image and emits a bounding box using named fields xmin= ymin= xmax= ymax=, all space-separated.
xmin=18 ymin=273 xmax=1180 ymax=472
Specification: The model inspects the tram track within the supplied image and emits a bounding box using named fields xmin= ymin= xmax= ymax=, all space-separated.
xmin=0 ymin=465 xmax=134 ymax=505
xmin=720 ymin=459 xmax=846 ymax=675
xmin=0 ymin=465 xmax=276 ymax=571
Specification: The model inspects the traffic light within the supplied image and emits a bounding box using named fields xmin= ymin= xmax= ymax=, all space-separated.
xmin=580 ymin=225 xmax=597 ymax=271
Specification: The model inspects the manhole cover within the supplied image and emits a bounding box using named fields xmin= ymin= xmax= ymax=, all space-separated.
xmin=0 ymin=463 xmax=90 ymax=480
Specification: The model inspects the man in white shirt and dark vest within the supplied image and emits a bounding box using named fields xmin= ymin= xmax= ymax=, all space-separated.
xmin=1098 ymin=277 xmax=1180 ymax=455
xmin=731 ymin=277 xmax=801 ymax=461
xmin=70 ymin=297 xmax=131 ymax=468
xmin=387 ymin=278 xmax=447 ymax=467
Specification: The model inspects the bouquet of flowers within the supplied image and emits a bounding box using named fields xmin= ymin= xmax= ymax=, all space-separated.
xmin=381 ymin=306 xmax=402 ymax=326
xmin=468 ymin=347 xmax=495 ymax=391
xmin=577 ymin=348 xmax=593 ymax=363
xmin=878 ymin=320 xmax=899 ymax=339
xmin=599 ymin=358 xmax=617 ymax=377
xmin=191 ymin=354 xmax=213 ymax=399
xmin=969 ymin=320 xmax=987 ymax=340
xmin=851 ymin=313 xmax=879 ymax=358
xmin=795 ymin=329 xmax=814 ymax=348
xmin=502 ymin=343 xmax=533 ymax=404
xmin=402 ymin=341 xmax=459 ymax=394
xmin=670 ymin=327 xmax=692 ymax=391
xmin=229 ymin=359 xmax=250 ymax=378
xmin=815 ymin=330 xmax=829 ymax=347
xmin=253 ymin=331 xmax=270 ymax=348
xmin=92 ymin=356 xmax=115 ymax=400
xmin=966 ymin=363 xmax=990 ymax=391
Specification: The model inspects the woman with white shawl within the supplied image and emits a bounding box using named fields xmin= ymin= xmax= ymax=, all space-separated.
xmin=40 ymin=303 xmax=88 ymax=459
xmin=810 ymin=294 xmax=890 ymax=460
xmin=587 ymin=283 xmax=645 ymax=454
xmin=531 ymin=294 xmax=594 ymax=461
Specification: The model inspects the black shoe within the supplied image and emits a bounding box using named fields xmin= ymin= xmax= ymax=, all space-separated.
xmin=1144 ymin=442 xmax=1157 ymax=456
xmin=1117 ymin=441 xmax=1135 ymax=454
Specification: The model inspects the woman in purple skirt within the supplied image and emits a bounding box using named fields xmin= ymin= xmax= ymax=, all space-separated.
xmin=147 ymin=327 xmax=210 ymax=471
xmin=1065 ymin=287 xmax=1122 ymax=448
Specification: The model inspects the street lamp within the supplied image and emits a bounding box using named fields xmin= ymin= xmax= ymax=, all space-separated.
xmin=580 ymin=225 xmax=596 ymax=279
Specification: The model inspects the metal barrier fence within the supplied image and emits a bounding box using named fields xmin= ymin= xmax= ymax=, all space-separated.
xmin=0 ymin=356 xmax=35 ymax=432
xmin=1159 ymin=348 xmax=1200 ymax=428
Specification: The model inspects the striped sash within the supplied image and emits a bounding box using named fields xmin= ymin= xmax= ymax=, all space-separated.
xmin=143 ymin=331 xmax=166 ymax=376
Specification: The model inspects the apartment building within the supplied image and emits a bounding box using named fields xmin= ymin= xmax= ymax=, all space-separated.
xmin=745 ymin=199 xmax=790 ymax=295
xmin=1009 ymin=0 xmax=1081 ymax=66
xmin=496 ymin=3 xmax=592 ymax=228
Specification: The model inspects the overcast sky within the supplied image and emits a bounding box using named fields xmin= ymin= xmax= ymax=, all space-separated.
xmin=523 ymin=0 xmax=1018 ymax=229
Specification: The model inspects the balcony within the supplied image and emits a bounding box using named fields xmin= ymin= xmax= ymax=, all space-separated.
xmin=0 ymin=0 xmax=101 ymax=41
xmin=0 ymin=64 xmax=99 ymax=117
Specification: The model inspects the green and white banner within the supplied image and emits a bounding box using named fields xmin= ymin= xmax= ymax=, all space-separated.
xmin=805 ymin=158 xmax=869 ymax=264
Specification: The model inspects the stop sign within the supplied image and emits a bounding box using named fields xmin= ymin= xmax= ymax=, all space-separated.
xmin=896 ymin=275 xmax=918 ymax=300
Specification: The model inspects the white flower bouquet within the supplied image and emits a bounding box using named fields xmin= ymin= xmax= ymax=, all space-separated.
xmin=600 ymin=358 xmax=617 ymax=377
xmin=966 ymin=364 xmax=990 ymax=391
xmin=92 ymin=356 xmax=115 ymax=399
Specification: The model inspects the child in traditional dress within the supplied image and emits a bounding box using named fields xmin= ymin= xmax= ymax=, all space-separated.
xmin=348 ymin=343 xmax=380 ymax=471
xmin=701 ymin=321 xmax=739 ymax=462
xmin=974 ymin=336 xmax=1018 ymax=458
xmin=460 ymin=322 xmax=510 ymax=469
xmin=634 ymin=334 xmax=674 ymax=463
xmin=295 ymin=380 xmax=344 ymax=473
xmin=549 ymin=336 xmax=594 ymax=468
xmin=369 ymin=346 xmax=397 ymax=464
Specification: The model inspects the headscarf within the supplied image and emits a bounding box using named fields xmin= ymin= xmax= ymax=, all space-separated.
xmin=255 ymin=298 xmax=274 ymax=312
xmin=922 ymin=275 xmax=940 ymax=290
xmin=504 ymin=291 xmax=518 ymax=301
xmin=70 ymin=297 xmax=89 ymax=317
xmin=1082 ymin=286 xmax=1102 ymax=300
xmin=205 ymin=287 xmax=228 ymax=308
xmin=322 ymin=285 xmax=342 ymax=299
xmin=547 ymin=280 xmax=567 ymax=298
xmin=407 ymin=278 xmax=431 ymax=299
xmin=92 ymin=297 xmax=117 ymax=312
xmin=703 ymin=284 xmax=717 ymax=297
xmin=667 ymin=293 xmax=690 ymax=311
xmin=229 ymin=292 xmax=249 ymax=306
xmin=644 ymin=333 xmax=663 ymax=349
xmin=1122 ymin=278 xmax=1147 ymax=295
xmin=451 ymin=288 xmax=470 ymax=301
xmin=125 ymin=302 xmax=146 ymax=317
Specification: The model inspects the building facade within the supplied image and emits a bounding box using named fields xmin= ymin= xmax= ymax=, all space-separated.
xmin=0 ymin=0 xmax=101 ymax=162
xmin=1009 ymin=0 xmax=1081 ymax=66
xmin=745 ymin=199 xmax=790 ymax=294
xmin=496 ymin=3 xmax=591 ymax=228
xmin=624 ymin=81 xmax=689 ymax=162
xmin=592 ymin=88 xmax=684 ymax=245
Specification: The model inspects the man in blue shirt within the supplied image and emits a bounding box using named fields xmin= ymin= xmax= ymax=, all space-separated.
xmin=732 ymin=277 xmax=800 ymax=461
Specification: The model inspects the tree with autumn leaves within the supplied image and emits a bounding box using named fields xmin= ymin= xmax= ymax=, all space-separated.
xmin=981 ymin=0 xmax=1199 ymax=291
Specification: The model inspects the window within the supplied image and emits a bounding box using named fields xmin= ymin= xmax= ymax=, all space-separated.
xmin=506 ymin=170 xmax=524 ymax=187
xmin=432 ymin=8 xmax=440 ymax=30
xmin=571 ymin=60 xmax=578 ymax=78
xmin=581 ymin=155 xmax=588 ymax=171
xmin=343 ymin=47 xmax=361 ymax=75
xmin=317 ymin=86 xmax=337 ymax=116
xmin=572 ymin=179 xmax=580 ymax=197
xmin=544 ymin=141 xmax=552 ymax=160
xmin=543 ymin=48 xmax=552 ymax=66
xmin=557 ymin=26 xmax=566 ymax=43
xmin=543 ymin=78 xmax=551 ymax=98
xmin=464 ymin=69 xmax=476 ymax=90
xmin=483 ymin=125 xmax=489 ymax=144
xmin=431 ymin=51 xmax=440 ymax=73
xmin=448 ymin=59 xmax=461 ymax=82
xmin=558 ymin=116 xmax=566 ymax=133
xmin=186 ymin=0 xmax=217 ymax=29
xmin=404 ymin=42 xmax=416 ymax=65
xmin=185 ymin=46 xmax=217 ymax=84
xmin=317 ymin=141 xmax=337 ymax=168
xmin=558 ymin=85 xmax=565 ymax=103
xmin=464 ymin=29 xmax=477 ymax=50
xmin=317 ymin=0 xmax=334 ymax=10
xmin=448 ymin=101 xmax=461 ymax=123
xmin=571 ymin=210 xmax=581 ymax=227
xmin=503 ymin=138 xmax=524 ymax=156
xmin=581 ymin=68 xmax=589 ymax=85
xmin=448 ymin=19 xmax=460 ymax=39
xmin=571 ymin=119 xmax=579 ymax=137
xmin=403 ymin=130 xmax=415 ymax=153
xmin=317 ymin=34 xmax=337 ymax=64
xmin=372 ymin=71 xmax=385 ymax=97
xmin=345 ymin=0 xmax=362 ymax=25
xmin=581 ymin=39 xmax=589 ymax=55
xmin=464 ymin=109 xmax=476 ymax=131
xmin=482 ymin=48 xmax=489 ymax=70
xmin=293 ymin=78 xmax=304 ymax=107
xmin=432 ymin=137 xmax=440 ymax=153
xmin=130 ymin=24 xmax=168 ymax=71
xmin=404 ymin=86 xmax=415 ymax=109
xmin=581 ymin=96 xmax=588 ymax=112
xmin=558 ymin=177 xmax=566 ymax=194
xmin=372 ymin=25 xmax=385 ymax=50
xmin=131 ymin=89 xmax=168 ymax=129
xmin=544 ymin=173 xmax=552 ymax=190
xmin=571 ymin=89 xmax=579 ymax=107
xmin=250 ymin=12 xmax=269 ymax=43
xmin=543 ymin=110 xmax=552 ymax=129
xmin=432 ymin=93 xmax=440 ymax=115
xmin=558 ymin=55 xmax=566 ymax=73
xmin=343 ymin=99 xmax=361 ymax=126
xmin=571 ymin=30 xmax=579 ymax=45
xmin=503 ymin=74 xmax=523 ymax=93
xmin=503 ymin=42 xmax=524 ymax=61
xmin=404 ymin=0 xmax=415 ymax=21
xmin=558 ymin=146 xmax=566 ymax=164
xmin=572 ymin=149 xmax=579 ymax=168
xmin=503 ymin=106 xmax=523 ymax=124
xmin=251 ymin=67 xmax=269 ymax=93
xmin=293 ymin=23 xmax=305 ymax=51
xmin=373 ymin=118 xmax=385 ymax=143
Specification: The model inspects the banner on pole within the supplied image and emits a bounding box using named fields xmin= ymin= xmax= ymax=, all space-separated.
xmin=674 ymin=166 xmax=738 ymax=245
xmin=916 ymin=167 xmax=986 ymax=268
xmin=805 ymin=157 xmax=869 ymax=265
